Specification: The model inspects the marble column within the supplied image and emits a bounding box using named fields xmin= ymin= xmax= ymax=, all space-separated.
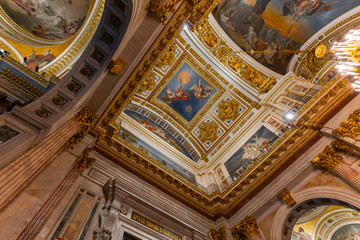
xmin=311 ymin=146 xmax=360 ymax=191
xmin=0 ymin=119 xmax=79 ymax=214
xmin=231 ymin=215 xmax=262 ymax=240
xmin=13 ymin=147 xmax=96 ymax=240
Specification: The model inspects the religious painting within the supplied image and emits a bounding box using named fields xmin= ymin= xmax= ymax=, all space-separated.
xmin=156 ymin=62 xmax=217 ymax=122
xmin=118 ymin=128 xmax=198 ymax=185
xmin=1 ymin=0 xmax=91 ymax=40
xmin=224 ymin=126 xmax=278 ymax=179
xmin=331 ymin=224 xmax=360 ymax=240
xmin=123 ymin=109 xmax=196 ymax=162
xmin=26 ymin=49 xmax=56 ymax=71
xmin=214 ymin=0 xmax=360 ymax=74
xmin=0 ymin=125 xmax=19 ymax=144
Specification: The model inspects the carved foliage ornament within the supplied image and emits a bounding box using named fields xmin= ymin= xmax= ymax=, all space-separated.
xmin=333 ymin=109 xmax=360 ymax=139
xmin=109 ymin=57 xmax=126 ymax=75
xmin=66 ymin=108 xmax=99 ymax=149
xmin=332 ymin=139 xmax=359 ymax=156
xmin=217 ymin=99 xmax=240 ymax=122
xmin=198 ymin=121 xmax=218 ymax=143
xmin=311 ymin=146 xmax=344 ymax=173
xmin=157 ymin=44 xmax=177 ymax=69
xmin=149 ymin=0 xmax=181 ymax=24
xmin=231 ymin=215 xmax=259 ymax=240
xmin=74 ymin=148 xmax=96 ymax=173
xmin=210 ymin=226 xmax=226 ymax=240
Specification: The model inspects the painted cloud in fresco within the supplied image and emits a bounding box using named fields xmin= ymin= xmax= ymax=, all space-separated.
xmin=157 ymin=63 xmax=216 ymax=122
xmin=214 ymin=0 xmax=360 ymax=74
xmin=225 ymin=126 xmax=278 ymax=179
xmin=1 ymin=0 xmax=90 ymax=40
xmin=118 ymin=128 xmax=197 ymax=185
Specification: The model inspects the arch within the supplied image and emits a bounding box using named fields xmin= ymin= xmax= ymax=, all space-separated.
xmin=270 ymin=186 xmax=360 ymax=240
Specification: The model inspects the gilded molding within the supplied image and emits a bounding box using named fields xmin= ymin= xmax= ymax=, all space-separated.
xmin=210 ymin=226 xmax=226 ymax=240
xmin=74 ymin=148 xmax=96 ymax=173
xmin=311 ymin=146 xmax=344 ymax=173
xmin=333 ymin=109 xmax=360 ymax=139
xmin=66 ymin=108 xmax=99 ymax=149
xmin=195 ymin=20 xmax=276 ymax=93
xmin=231 ymin=215 xmax=259 ymax=240
xmin=277 ymin=188 xmax=296 ymax=207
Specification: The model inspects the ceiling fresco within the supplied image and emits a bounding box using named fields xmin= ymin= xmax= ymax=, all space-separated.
xmin=1 ymin=0 xmax=90 ymax=41
xmin=213 ymin=0 xmax=360 ymax=75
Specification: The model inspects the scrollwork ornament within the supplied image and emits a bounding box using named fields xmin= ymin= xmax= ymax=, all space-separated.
xmin=198 ymin=121 xmax=219 ymax=143
xmin=277 ymin=188 xmax=296 ymax=207
xmin=217 ymin=99 xmax=240 ymax=122
xmin=333 ymin=109 xmax=360 ymax=139
xmin=74 ymin=148 xmax=96 ymax=173
xmin=311 ymin=146 xmax=344 ymax=173
xmin=332 ymin=139 xmax=359 ymax=156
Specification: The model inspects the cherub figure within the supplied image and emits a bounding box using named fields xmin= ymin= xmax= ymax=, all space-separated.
xmin=162 ymin=81 xmax=192 ymax=104
xmin=190 ymin=79 xmax=214 ymax=100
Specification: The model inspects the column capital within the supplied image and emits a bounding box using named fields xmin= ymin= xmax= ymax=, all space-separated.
xmin=311 ymin=146 xmax=344 ymax=173
xmin=210 ymin=226 xmax=226 ymax=240
xmin=332 ymin=139 xmax=359 ymax=156
xmin=277 ymin=188 xmax=296 ymax=207
xmin=333 ymin=109 xmax=360 ymax=138
xmin=66 ymin=108 xmax=98 ymax=149
xmin=231 ymin=215 xmax=259 ymax=240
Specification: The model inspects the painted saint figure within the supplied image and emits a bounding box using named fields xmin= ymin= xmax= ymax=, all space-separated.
xmin=162 ymin=80 xmax=192 ymax=103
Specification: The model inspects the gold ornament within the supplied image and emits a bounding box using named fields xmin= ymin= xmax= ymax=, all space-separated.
xmin=149 ymin=0 xmax=181 ymax=24
xmin=198 ymin=121 xmax=219 ymax=143
xmin=231 ymin=215 xmax=259 ymax=240
xmin=210 ymin=226 xmax=226 ymax=240
xmin=315 ymin=44 xmax=328 ymax=58
xmin=331 ymin=139 xmax=359 ymax=156
xmin=277 ymin=188 xmax=296 ymax=207
xmin=74 ymin=148 xmax=96 ymax=173
xmin=156 ymin=45 xmax=177 ymax=69
xmin=66 ymin=108 xmax=99 ymax=149
xmin=333 ymin=109 xmax=360 ymax=139
xmin=311 ymin=146 xmax=344 ymax=173
xmin=217 ymin=99 xmax=240 ymax=122
xmin=138 ymin=72 xmax=156 ymax=93
xmin=109 ymin=57 xmax=126 ymax=75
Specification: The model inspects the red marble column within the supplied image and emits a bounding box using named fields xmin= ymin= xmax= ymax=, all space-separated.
xmin=0 ymin=120 xmax=79 ymax=214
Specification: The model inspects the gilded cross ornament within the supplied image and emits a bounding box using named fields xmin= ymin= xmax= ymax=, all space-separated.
xmin=311 ymin=146 xmax=344 ymax=173
xmin=231 ymin=215 xmax=259 ymax=240
xmin=333 ymin=109 xmax=360 ymax=139
xmin=217 ymin=99 xmax=240 ymax=122
xmin=66 ymin=108 xmax=99 ymax=149
xmin=108 ymin=57 xmax=126 ymax=75
xmin=210 ymin=226 xmax=226 ymax=240
xmin=74 ymin=148 xmax=96 ymax=173
xmin=277 ymin=188 xmax=296 ymax=207
xmin=198 ymin=121 xmax=219 ymax=143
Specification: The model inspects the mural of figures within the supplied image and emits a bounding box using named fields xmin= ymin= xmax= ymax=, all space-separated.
xmin=118 ymin=128 xmax=197 ymax=185
xmin=157 ymin=63 xmax=216 ymax=122
xmin=1 ymin=0 xmax=90 ymax=40
xmin=331 ymin=224 xmax=360 ymax=240
xmin=26 ymin=49 xmax=56 ymax=70
xmin=224 ymin=126 xmax=278 ymax=179
xmin=214 ymin=0 xmax=360 ymax=74
xmin=124 ymin=109 xmax=196 ymax=161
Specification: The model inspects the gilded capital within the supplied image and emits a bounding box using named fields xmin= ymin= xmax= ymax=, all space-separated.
xmin=210 ymin=226 xmax=226 ymax=240
xmin=332 ymin=139 xmax=359 ymax=156
xmin=311 ymin=146 xmax=344 ymax=173
xmin=333 ymin=109 xmax=360 ymax=139
xmin=109 ymin=57 xmax=126 ymax=75
xmin=149 ymin=0 xmax=181 ymax=24
xmin=231 ymin=215 xmax=259 ymax=240
xmin=66 ymin=108 xmax=99 ymax=149
xmin=74 ymin=148 xmax=96 ymax=173
xmin=277 ymin=188 xmax=296 ymax=207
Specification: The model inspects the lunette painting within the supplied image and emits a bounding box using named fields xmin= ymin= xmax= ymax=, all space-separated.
xmin=331 ymin=224 xmax=360 ymax=240
xmin=1 ymin=0 xmax=90 ymax=40
xmin=225 ymin=126 xmax=278 ymax=179
xmin=123 ymin=109 xmax=196 ymax=162
xmin=157 ymin=63 xmax=216 ymax=122
xmin=213 ymin=0 xmax=360 ymax=74
xmin=118 ymin=128 xmax=198 ymax=185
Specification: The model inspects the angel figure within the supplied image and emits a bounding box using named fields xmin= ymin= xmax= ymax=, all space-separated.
xmin=162 ymin=82 xmax=192 ymax=104
xmin=190 ymin=79 xmax=214 ymax=100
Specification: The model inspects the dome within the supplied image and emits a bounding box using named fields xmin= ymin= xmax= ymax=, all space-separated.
xmin=0 ymin=0 xmax=90 ymax=44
